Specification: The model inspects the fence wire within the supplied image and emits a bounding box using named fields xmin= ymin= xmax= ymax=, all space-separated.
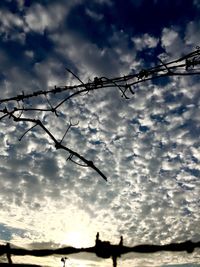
xmin=0 ymin=49 xmax=200 ymax=266
xmin=0 ymin=48 xmax=200 ymax=181
xmin=0 ymin=233 xmax=200 ymax=267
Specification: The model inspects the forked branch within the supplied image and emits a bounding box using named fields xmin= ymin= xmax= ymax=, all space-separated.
xmin=0 ymin=48 xmax=200 ymax=181
xmin=11 ymin=114 xmax=107 ymax=181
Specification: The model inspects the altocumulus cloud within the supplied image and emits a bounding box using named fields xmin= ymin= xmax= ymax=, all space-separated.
xmin=0 ymin=0 xmax=200 ymax=266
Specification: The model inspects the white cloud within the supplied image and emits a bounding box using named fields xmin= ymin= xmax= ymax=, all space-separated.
xmin=0 ymin=9 xmax=23 ymax=29
xmin=0 ymin=9 xmax=26 ymax=43
xmin=162 ymin=28 xmax=179 ymax=47
xmin=16 ymin=0 xmax=25 ymax=10
xmin=85 ymin=8 xmax=104 ymax=21
xmin=25 ymin=4 xmax=54 ymax=33
xmin=0 ymin=4 xmax=200 ymax=267
xmin=50 ymin=32 xmax=124 ymax=77
xmin=160 ymin=27 xmax=191 ymax=59
xmin=25 ymin=2 xmax=76 ymax=34
xmin=24 ymin=50 xmax=34 ymax=59
xmin=132 ymin=33 xmax=159 ymax=51
xmin=185 ymin=21 xmax=200 ymax=48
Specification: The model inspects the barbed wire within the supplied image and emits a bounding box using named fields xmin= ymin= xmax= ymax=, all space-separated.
xmin=1 ymin=233 xmax=200 ymax=267
xmin=0 ymin=48 xmax=200 ymax=181
xmin=0 ymin=47 xmax=200 ymax=104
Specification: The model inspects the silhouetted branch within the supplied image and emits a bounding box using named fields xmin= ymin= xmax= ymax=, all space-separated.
xmin=18 ymin=123 xmax=38 ymax=141
xmin=44 ymin=94 xmax=58 ymax=116
xmin=1 ymin=234 xmax=200 ymax=267
xmin=66 ymin=68 xmax=89 ymax=90
xmin=0 ymin=48 xmax=200 ymax=181
xmin=0 ymin=48 xmax=199 ymax=104
xmin=157 ymin=57 xmax=173 ymax=74
xmin=0 ymin=49 xmax=199 ymax=113
xmin=10 ymin=114 xmax=107 ymax=181
xmin=68 ymin=155 xmax=90 ymax=167
xmin=60 ymin=119 xmax=79 ymax=144
xmin=101 ymin=77 xmax=130 ymax=99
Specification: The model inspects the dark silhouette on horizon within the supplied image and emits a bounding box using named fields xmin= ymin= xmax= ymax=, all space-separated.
xmin=1 ymin=234 xmax=199 ymax=267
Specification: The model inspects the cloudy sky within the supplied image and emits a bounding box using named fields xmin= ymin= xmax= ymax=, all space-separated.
xmin=0 ymin=0 xmax=200 ymax=266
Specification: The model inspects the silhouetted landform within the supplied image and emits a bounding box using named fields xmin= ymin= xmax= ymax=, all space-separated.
xmin=0 ymin=48 xmax=200 ymax=181
xmin=1 ymin=234 xmax=200 ymax=267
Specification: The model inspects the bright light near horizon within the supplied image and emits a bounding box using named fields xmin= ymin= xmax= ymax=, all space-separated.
xmin=61 ymin=231 xmax=91 ymax=248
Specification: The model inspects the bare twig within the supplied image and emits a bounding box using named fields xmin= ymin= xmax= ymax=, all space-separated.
xmin=0 ymin=48 xmax=200 ymax=182
xmin=18 ymin=123 xmax=38 ymax=141
xmin=44 ymin=94 xmax=58 ymax=116
xmin=157 ymin=57 xmax=173 ymax=74
xmin=11 ymin=114 xmax=107 ymax=181
xmin=60 ymin=119 xmax=79 ymax=145
xmin=66 ymin=67 xmax=90 ymax=91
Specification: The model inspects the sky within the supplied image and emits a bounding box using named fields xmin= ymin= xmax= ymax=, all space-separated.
xmin=0 ymin=0 xmax=200 ymax=266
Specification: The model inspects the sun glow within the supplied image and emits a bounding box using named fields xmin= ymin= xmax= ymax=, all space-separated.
xmin=61 ymin=231 xmax=90 ymax=248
